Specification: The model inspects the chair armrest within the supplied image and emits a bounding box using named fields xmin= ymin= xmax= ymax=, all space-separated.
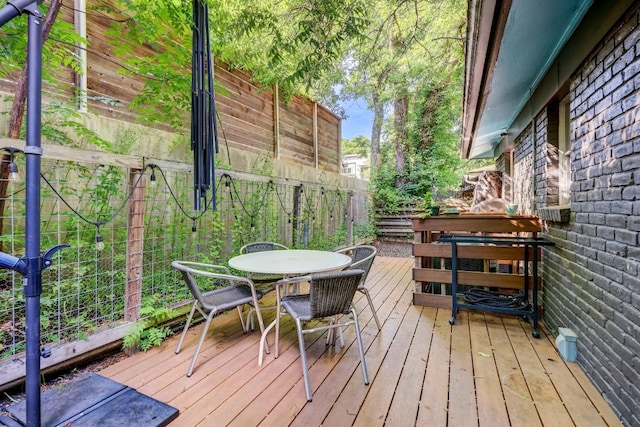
xmin=171 ymin=261 xmax=232 ymax=277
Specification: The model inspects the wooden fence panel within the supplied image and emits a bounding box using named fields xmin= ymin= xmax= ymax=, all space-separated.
xmin=278 ymin=96 xmax=314 ymax=166
xmin=214 ymin=65 xmax=275 ymax=155
xmin=317 ymin=104 xmax=340 ymax=172
xmin=1 ymin=0 xmax=342 ymax=171
xmin=85 ymin=0 xmax=153 ymax=123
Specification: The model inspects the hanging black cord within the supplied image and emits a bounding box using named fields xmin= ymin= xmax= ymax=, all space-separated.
xmin=273 ymin=182 xmax=294 ymax=216
xmin=223 ymin=173 xmax=273 ymax=219
xmin=40 ymin=163 xmax=211 ymax=234
xmin=323 ymin=188 xmax=341 ymax=218
xmin=463 ymin=288 xmax=529 ymax=309
xmin=154 ymin=166 xmax=211 ymax=222
xmin=302 ymin=185 xmax=317 ymax=220
xmin=40 ymin=167 xmax=147 ymax=228
xmin=216 ymin=109 xmax=232 ymax=166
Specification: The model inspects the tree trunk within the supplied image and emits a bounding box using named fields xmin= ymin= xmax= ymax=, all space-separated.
xmin=389 ymin=33 xmax=408 ymax=188
xmin=0 ymin=0 xmax=62 ymax=253
xmin=393 ymin=89 xmax=408 ymax=188
xmin=369 ymin=67 xmax=390 ymax=175
xmin=370 ymin=93 xmax=383 ymax=173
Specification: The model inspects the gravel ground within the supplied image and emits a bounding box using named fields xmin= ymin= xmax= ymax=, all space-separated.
xmin=371 ymin=238 xmax=413 ymax=257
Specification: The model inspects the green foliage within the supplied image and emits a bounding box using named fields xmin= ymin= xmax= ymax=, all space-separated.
xmin=342 ymin=136 xmax=370 ymax=158
xmin=0 ymin=4 xmax=84 ymax=84
xmin=123 ymin=297 xmax=177 ymax=352
xmin=90 ymin=0 xmax=371 ymax=127
xmin=353 ymin=220 xmax=377 ymax=243
xmin=223 ymin=0 xmax=370 ymax=91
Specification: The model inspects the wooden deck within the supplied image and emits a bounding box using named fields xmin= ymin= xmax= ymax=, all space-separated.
xmin=99 ymin=256 xmax=622 ymax=426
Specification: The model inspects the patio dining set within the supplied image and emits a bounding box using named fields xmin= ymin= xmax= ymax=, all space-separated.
xmin=171 ymin=242 xmax=380 ymax=402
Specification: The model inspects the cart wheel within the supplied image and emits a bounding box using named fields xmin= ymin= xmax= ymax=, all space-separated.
xmin=532 ymin=329 xmax=540 ymax=338
xmin=449 ymin=317 xmax=455 ymax=325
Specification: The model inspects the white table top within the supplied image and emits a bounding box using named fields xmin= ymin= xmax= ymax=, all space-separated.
xmin=228 ymin=249 xmax=351 ymax=276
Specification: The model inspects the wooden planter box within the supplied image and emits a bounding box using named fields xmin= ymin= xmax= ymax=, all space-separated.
xmin=411 ymin=214 xmax=542 ymax=308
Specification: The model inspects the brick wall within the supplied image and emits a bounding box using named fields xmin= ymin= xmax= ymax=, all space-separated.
xmin=526 ymin=5 xmax=640 ymax=425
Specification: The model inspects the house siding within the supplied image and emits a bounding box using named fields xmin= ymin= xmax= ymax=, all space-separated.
xmin=511 ymin=5 xmax=640 ymax=425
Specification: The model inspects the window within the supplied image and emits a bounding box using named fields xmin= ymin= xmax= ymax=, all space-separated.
xmin=537 ymin=96 xmax=571 ymax=222
xmin=558 ymin=96 xmax=571 ymax=205
xmin=342 ymin=163 xmax=355 ymax=175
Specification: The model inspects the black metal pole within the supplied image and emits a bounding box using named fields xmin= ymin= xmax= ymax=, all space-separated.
xmin=0 ymin=2 xmax=70 ymax=426
xmin=24 ymin=7 xmax=44 ymax=426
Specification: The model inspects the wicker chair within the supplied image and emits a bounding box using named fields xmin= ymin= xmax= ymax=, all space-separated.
xmin=274 ymin=269 xmax=369 ymax=401
xmin=334 ymin=245 xmax=381 ymax=330
xmin=171 ymin=261 xmax=266 ymax=377
xmin=238 ymin=241 xmax=289 ymax=283
xmin=238 ymin=242 xmax=290 ymax=329
xmin=240 ymin=241 xmax=289 ymax=254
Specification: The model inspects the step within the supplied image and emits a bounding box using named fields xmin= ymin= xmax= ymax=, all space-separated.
xmin=377 ymin=228 xmax=414 ymax=234
xmin=375 ymin=221 xmax=412 ymax=226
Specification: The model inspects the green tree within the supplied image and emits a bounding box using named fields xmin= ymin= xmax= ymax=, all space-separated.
xmin=99 ymin=0 xmax=371 ymax=128
xmin=316 ymin=0 xmax=470 ymax=204
xmin=342 ymin=136 xmax=370 ymax=158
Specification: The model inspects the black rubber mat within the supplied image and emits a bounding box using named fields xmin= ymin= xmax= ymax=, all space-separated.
xmin=4 ymin=373 xmax=178 ymax=426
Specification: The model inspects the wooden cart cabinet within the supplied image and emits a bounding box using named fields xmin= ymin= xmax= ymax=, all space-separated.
xmin=412 ymin=214 xmax=543 ymax=308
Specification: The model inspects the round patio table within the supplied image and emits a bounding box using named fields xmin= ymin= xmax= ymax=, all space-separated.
xmin=228 ymin=249 xmax=351 ymax=276
xmin=228 ymin=249 xmax=353 ymax=365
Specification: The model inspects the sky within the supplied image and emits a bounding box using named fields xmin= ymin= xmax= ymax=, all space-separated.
xmin=340 ymin=97 xmax=374 ymax=141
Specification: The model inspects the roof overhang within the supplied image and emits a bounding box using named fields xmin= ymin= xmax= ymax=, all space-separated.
xmin=461 ymin=0 xmax=593 ymax=159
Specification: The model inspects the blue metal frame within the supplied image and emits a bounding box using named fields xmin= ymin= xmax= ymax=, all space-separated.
xmin=438 ymin=234 xmax=555 ymax=338
xmin=1 ymin=2 xmax=68 ymax=425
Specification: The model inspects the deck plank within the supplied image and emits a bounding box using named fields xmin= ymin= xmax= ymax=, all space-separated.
xmin=176 ymin=317 xmax=303 ymax=425
xmin=565 ymin=363 xmax=623 ymax=427
xmin=384 ymin=305 xmax=437 ymax=426
xmin=415 ymin=307 xmax=452 ymax=426
xmin=277 ymin=258 xmax=412 ymax=426
xmin=448 ymin=310 xmax=478 ymax=427
xmin=504 ymin=317 xmax=574 ymax=427
xmin=485 ymin=314 xmax=542 ymax=427
xmin=469 ymin=312 xmax=511 ymax=427
xmin=525 ymin=326 xmax=609 ymax=427
xmin=198 ymin=328 xmax=304 ymax=426
xmin=352 ymin=286 xmax=423 ymax=426
xmin=93 ymin=256 xmax=622 ymax=427
xmin=319 ymin=259 xmax=414 ymax=427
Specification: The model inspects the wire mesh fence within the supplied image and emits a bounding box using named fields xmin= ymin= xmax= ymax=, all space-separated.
xmin=0 ymin=151 xmax=371 ymax=362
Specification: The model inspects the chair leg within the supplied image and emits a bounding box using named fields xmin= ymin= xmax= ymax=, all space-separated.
xmin=245 ymin=306 xmax=254 ymax=332
xmin=176 ymin=302 xmax=198 ymax=354
xmin=351 ymin=307 xmax=369 ymax=385
xmin=326 ymin=316 xmax=336 ymax=345
xmin=294 ymin=318 xmax=313 ymax=402
xmin=258 ymin=318 xmax=277 ymax=365
xmin=360 ymin=287 xmax=381 ymax=330
xmin=186 ymin=312 xmax=216 ymax=377
xmin=337 ymin=323 xmax=345 ymax=348
xmin=237 ymin=306 xmax=248 ymax=333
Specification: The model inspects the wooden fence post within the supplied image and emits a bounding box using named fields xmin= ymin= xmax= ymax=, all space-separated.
xmin=292 ymin=185 xmax=303 ymax=247
xmin=274 ymin=84 xmax=280 ymax=159
xmin=125 ymin=170 xmax=146 ymax=325
xmin=348 ymin=191 xmax=354 ymax=245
